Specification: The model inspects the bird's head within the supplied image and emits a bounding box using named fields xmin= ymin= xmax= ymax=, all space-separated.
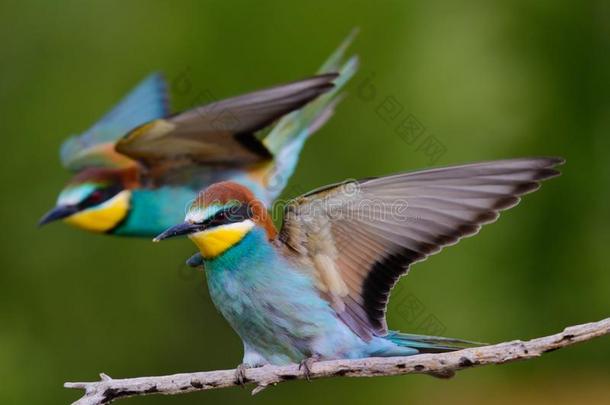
xmin=154 ymin=181 xmax=276 ymax=259
xmin=39 ymin=167 xmax=139 ymax=233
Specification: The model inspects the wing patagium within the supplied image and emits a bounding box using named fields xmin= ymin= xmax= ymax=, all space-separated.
xmin=277 ymin=157 xmax=564 ymax=340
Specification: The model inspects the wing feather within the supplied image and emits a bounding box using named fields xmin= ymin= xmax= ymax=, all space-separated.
xmin=115 ymin=74 xmax=337 ymax=172
xmin=60 ymin=73 xmax=169 ymax=171
xmin=277 ymin=157 xmax=564 ymax=339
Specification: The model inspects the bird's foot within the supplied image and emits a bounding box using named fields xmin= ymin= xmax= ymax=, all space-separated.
xmin=235 ymin=363 xmax=250 ymax=387
xmin=298 ymin=355 xmax=320 ymax=381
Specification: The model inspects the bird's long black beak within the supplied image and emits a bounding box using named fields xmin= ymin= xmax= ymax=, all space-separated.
xmin=38 ymin=205 xmax=79 ymax=227
xmin=153 ymin=222 xmax=201 ymax=242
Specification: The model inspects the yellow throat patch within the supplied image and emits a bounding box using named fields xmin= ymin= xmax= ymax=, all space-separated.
xmin=64 ymin=190 xmax=131 ymax=233
xmin=189 ymin=220 xmax=255 ymax=259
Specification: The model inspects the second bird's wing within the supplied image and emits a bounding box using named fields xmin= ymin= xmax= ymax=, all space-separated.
xmin=60 ymin=73 xmax=169 ymax=171
xmin=114 ymin=74 xmax=337 ymax=180
xmin=277 ymin=157 xmax=564 ymax=341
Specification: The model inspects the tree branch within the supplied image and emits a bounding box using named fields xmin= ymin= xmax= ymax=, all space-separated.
xmin=65 ymin=317 xmax=609 ymax=404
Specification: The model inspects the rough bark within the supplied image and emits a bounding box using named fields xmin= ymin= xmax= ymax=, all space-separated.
xmin=65 ymin=317 xmax=610 ymax=404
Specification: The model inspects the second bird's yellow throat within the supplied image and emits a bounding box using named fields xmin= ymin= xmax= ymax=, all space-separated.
xmin=189 ymin=220 xmax=255 ymax=259
xmin=64 ymin=190 xmax=131 ymax=233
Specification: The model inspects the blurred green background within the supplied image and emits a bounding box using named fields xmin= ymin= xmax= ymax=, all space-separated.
xmin=1 ymin=0 xmax=609 ymax=404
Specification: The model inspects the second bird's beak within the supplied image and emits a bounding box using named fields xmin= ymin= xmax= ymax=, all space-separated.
xmin=38 ymin=205 xmax=79 ymax=227
xmin=153 ymin=222 xmax=201 ymax=242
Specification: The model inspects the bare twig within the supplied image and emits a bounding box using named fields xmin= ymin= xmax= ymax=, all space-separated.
xmin=65 ymin=317 xmax=609 ymax=404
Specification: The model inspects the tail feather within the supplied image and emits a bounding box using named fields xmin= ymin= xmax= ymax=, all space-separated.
xmin=386 ymin=330 xmax=486 ymax=353
xmin=318 ymin=27 xmax=359 ymax=73
xmin=259 ymin=31 xmax=358 ymax=200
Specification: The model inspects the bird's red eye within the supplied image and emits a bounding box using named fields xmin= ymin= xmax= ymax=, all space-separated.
xmin=89 ymin=190 xmax=104 ymax=203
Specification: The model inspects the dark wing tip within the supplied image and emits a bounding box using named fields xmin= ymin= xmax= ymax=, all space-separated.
xmin=536 ymin=156 xmax=565 ymax=173
xmin=530 ymin=169 xmax=561 ymax=181
xmin=315 ymin=72 xmax=340 ymax=81
xmin=295 ymin=73 xmax=339 ymax=91
xmin=492 ymin=196 xmax=521 ymax=210
xmin=309 ymin=82 xmax=336 ymax=97
xmin=515 ymin=156 xmax=565 ymax=167
xmin=546 ymin=156 xmax=566 ymax=166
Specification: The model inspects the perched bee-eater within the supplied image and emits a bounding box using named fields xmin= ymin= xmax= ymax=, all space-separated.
xmin=39 ymin=33 xmax=358 ymax=237
xmin=155 ymin=157 xmax=563 ymax=376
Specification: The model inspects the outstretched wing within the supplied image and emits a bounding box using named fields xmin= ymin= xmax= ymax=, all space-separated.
xmin=60 ymin=73 xmax=169 ymax=171
xmin=277 ymin=158 xmax=564 ymax=340
xmin=115 ymin=74 xmax=337 ymax=175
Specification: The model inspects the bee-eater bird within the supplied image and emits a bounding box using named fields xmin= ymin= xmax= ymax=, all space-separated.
xmin=39 ymin=33 xmax=358 ymax=237
xmin=154 ymin=157 xmax=564 ymax=375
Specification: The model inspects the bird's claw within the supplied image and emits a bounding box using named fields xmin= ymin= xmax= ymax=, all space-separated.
xmin=298 ymin=355 xmax=319 ymax=381
xmin=235 ymin=363 xmax=249 ymax=387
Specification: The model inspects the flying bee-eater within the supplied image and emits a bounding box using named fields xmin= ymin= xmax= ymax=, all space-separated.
xmin=39 ymin=32 xmax=358 ymax=237
xmin=154 ymin=157 xmax=564 ymax=377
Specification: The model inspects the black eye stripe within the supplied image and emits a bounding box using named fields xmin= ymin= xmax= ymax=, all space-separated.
xmin=78 ymin=184 xmax=122 ymax=210
xmin=203 ymin=205 xmax=252 ymax=228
